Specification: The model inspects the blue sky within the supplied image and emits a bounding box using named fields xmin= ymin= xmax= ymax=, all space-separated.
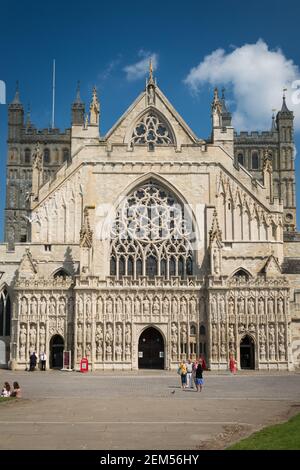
xmin=0 ymin=0 xmax=300 ymax=239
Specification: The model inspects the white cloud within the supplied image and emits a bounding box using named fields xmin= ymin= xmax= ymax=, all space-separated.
xmin=184 ymin=40 xmax=300 ymax=131
xmin=124 ymin=50 xmax=158 ymax=81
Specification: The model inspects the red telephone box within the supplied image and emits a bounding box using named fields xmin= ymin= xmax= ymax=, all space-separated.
xmin=80 ymin=357 xmax=88 ymax=373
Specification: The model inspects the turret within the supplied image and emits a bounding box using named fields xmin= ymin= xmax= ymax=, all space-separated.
xmin=8 ymin=82 xmax=24 ymax=141
xmin=211 ymin=87 xmax=234 ymax=156
xmin=71 ymin=81 xmax=85 ymax=126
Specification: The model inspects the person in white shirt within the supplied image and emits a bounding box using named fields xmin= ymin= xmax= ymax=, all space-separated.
xmin=40 ymin=352 xmax=47 ymax=371
xmin=186 ymin=359 xmax=194 ymax=389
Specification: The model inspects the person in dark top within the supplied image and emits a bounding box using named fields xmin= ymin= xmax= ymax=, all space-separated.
xmin=195 ymin=362 xmax=204 ymax=392
xmin=29 ymin=352 xmax=37 ymax=371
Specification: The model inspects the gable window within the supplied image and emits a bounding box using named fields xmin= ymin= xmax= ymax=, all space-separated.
xmin=131 ymin=112 xmax=174 ymax=146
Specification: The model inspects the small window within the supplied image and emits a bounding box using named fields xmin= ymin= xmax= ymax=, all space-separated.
xmin=20 ymin=235 xmax=27 ymax=243
xmin=44 ymin=244 xmax=52 ymax=251
xmin=200 ymin=325 xmax=206 ymax=336
xmin=63 ymin=148 xmax=69 ymax=162
xmin=190 ymin=325 xmax=196 ymax=335
xmin=44 ymin=148 xmax=50 ymax=164
xmin=251 ymin=151 xmax=259 ymax=170
xmin=237 ymin=153 xmax=244 ymax=166
xmin=24 ymin=148 xmax=31 ymax=164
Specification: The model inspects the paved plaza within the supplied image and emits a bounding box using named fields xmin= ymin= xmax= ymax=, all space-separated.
xmin=0 ymin=370 xmax=300 ymax=450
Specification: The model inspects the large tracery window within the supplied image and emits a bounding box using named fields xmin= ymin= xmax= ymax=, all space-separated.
xmin=110 ymin=181 xmax=193 ymax=280
xmin=131 ymin=112 xmax=174 ymax=147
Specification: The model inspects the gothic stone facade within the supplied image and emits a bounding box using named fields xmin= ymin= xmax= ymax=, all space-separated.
xmin=1 ymin=76 xmax=300 ymax=371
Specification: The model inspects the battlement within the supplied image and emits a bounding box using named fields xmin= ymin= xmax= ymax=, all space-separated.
xmin=234 ymin=130 xmax=278 ymax=142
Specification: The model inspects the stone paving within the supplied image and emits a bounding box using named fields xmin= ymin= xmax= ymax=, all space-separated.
xmin=0 ymin=369 xmax=300 ymax=450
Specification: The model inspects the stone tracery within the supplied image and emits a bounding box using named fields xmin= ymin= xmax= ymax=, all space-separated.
xmin=110 ymin=181 xmax=193 ymax=279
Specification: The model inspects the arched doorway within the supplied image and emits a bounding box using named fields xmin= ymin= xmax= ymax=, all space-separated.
xmin=138 ymin=327 xmax=164 ymax=369
xmin=240 ymin=335 xmax=255 ymax=369
xmin=50 ymin=335 xmax=64 ymax=369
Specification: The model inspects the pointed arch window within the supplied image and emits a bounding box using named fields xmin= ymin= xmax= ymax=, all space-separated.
xmin=237 ymin=153 xmax=244 ymax=166
xmin=131 ymin=112 xmax=174 ymax=146
xmin=0 ymin=289 xmax=11 ymax=336
xmin=251 ymin=151 xmax=259 ymax=170
xmin=110 ymin=181 xmax=193 ymax=280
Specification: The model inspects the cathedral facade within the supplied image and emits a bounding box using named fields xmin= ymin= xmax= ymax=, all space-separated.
xmin=1 ymin=68 xmax=300 ymax=371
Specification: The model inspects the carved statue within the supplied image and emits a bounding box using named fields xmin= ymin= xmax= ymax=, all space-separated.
xmin=31 ymin=299 xmax=37 ymax=316
xmin=49 ymin=298 xmax=56 ymax=316
xmin=19 ymin=324 xmax=27 ymax=348
xmin=220 ymin=323 xmax=226 ymax=343
xmin=189 ymin=298 xmax=196 ymax=315
xmin=40 ymin=298 xmax=47 ymax=316
xmin=228 ymin=298 xmax=234 ymax=316
xmin=163 ymin=298 xmax=169 ymax=315
xmin=143 ymin=298 xmax=150 ymax=315
xmin=29 ymin=325 xmax=36 ymax=349
xmin=237 ymin=298 xmax=244 ymax=315
xmin=228 ymin=324 xmax=235 ymax=343
xmin=278 ymin=298 xmax=284 ymax=315
xmin=105 ymin=324 xmax=113 ymax=345
xmin=279 ymin=342 xmax=285 ymax=360
xmin=260 ymin=343 xmax=266 ymax=360
xmin=153 ymin=298 xmax=160 ymax=315
xmin=219 ymin=296 xmax=225 ymax=319
xmin=86 ymin=298 xmax=92 ymax=320
xmin=125 ymin=324 xmax=131 ymax=345
xmin=171 ymin=322 xmax=178 ymax=344
xmin=180 ymin=324 xmax=187 ymax=344
xmin=213 ymin=249 xmax=220 ymax=274
xmin=115 ymin=344 xmax=122 ymax=361
xmin=268 ymin=298 xmax=274 ymax=316
xmin=20 ymin=298 xmax=28 ymax=316
xmin=97 ymin=297 xmax=103 ymax=316
xmin=259 ymin=325 xmax=266 ymax=343
xmin=96 ymin=324 xmax=103 ymax=347
xmin=172 ymin=298 xmax=178 ymax=315
xmin=212 ymin=324 xmax=218 ymax=343
xmin=86 ymin=324 xmax=92 ymax=344
xmin=135 ymin=298 xmax=141 ymax=315
xmin=269 ymin=343 xmax=276 ymax=360
xmin=247 ymin=298 xmax=255 ymax=315
xmin=39 ymin=325 xmax=46 ymax=348
xmin=180 ymin=299 xmax=187 ymax=318
xmin=116 ymin=324 xmax=122 ymax=345
xmin=59 ymin=299 xmax=65 ymax=316
xmin=212 ymin=343 xmax=218 ymax=361
xmin=32 ymin=142 xmax=43 ymax=170
xmin=258 ymin=298 xmax=265 ymax=316
xmin=210 ymin=296 xmax=217 ymax=321
xmin=278 ymin=324 xmax=285 ymax=344
xmin=125 ymin=297 xmax=132 ymax=318
xmin=77 ymin=323 xmax=83 ymax=344
xmin=269 ymin=324 xmax=275 ymax=344
xmin=249 ymin=323 xmax=256 ymax=333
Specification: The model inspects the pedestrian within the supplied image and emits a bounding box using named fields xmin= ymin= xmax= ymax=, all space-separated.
xmin=178 ymin=361 xmax=187 ymax=390
xmin=195 ymin=362 xmax=204 ymax=392
xmin=11 ymin=382 xmax=22 ymax=398
xmin=192 ymin=359 xmax=198 ymax=387
xmin=1 ymin=382 xmax=11 ymax=397
xmin=40 ymin=351 xmax=47 ymax=371
xmin=200 ymin=355 xmax=207 ymax=371
xmin=186 ymin=359 xmax=193 ymax=389
xmin=29 ymin=351 xmax=37 ymax=371
xmin=229 ymin=355 xmax=237 ymax=374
